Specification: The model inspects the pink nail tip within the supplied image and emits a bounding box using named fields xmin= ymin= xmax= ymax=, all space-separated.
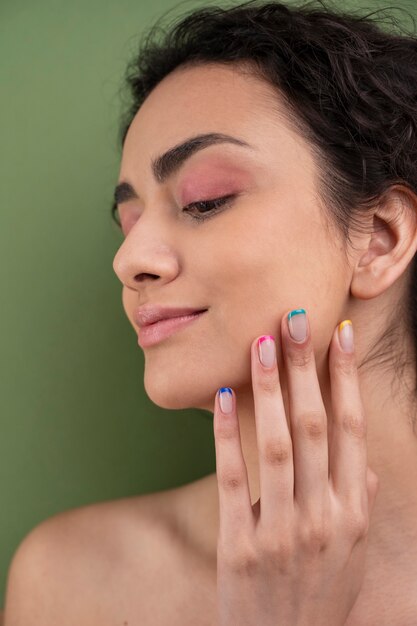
xmin=258 ymin=335 xmax=275 ymax=344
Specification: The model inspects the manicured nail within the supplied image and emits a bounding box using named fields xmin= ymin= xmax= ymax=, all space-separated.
xmin=338 ymin=320 xmax=354 ymax=352
xmin=218 ymin=387 xmax=233 ymax=414
xmin=258 ymin=335 xmax=276 ymax=368
xmin=287 ymin=309 xmax=307 ymax=342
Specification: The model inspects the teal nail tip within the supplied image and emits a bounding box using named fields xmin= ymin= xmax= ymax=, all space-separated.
xmin=288 ymin=308 xmax=306 ymax=320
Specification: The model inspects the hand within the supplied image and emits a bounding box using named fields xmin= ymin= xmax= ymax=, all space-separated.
xmin=213 ymin=309 xmax=379 ymax=626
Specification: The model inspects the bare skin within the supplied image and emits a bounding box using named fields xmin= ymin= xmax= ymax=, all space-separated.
xmin=5 ymin=62 xmax=417 ymax=624
xmin=5 ymin=468 xmax=416 ymax=625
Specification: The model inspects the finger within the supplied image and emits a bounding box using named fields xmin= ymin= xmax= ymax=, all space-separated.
xmin=251 ymin=334 xmax=294 ymax=527
xmin=328 ymin=321 xmax=368 ymax=505
xmin=213 ymin=387 xmax=255 ymax=544
xmin=281 ymin=309 xmax=329 ymax=512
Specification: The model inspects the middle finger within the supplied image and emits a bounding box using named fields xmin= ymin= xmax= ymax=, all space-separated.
xmin=282 ymin=308 xmax=329 ymax=512
xmin=251 ymin=333 xmax=294 ymax=527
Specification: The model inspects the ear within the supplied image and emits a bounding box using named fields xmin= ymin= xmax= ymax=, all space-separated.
xmin=350 ymin=185 xmax=417 ymax=300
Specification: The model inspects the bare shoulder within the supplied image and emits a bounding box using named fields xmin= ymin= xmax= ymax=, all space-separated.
xmin=3 ymin=476 xmax=218 ymax=626
xmin=3 ymin=489 xmax=180 ymax=625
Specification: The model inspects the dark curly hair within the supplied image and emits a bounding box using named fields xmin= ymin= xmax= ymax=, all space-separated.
xmin=111 ymin=0 xmax=417 ymax=428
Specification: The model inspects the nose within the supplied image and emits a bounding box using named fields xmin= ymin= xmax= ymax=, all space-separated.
xmin=112 ymin=222 xmax=180 ymax=291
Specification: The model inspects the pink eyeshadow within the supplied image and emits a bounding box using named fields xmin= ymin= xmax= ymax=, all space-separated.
xmin=178 ymin=159 xmax=254 ymax=205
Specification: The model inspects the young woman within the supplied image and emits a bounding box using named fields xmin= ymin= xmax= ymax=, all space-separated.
xmin=4 ymin=0 xmax=417 ymax=623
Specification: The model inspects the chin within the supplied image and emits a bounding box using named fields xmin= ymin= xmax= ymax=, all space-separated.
xmin=143 ymin=372 xmax=216 ymax=411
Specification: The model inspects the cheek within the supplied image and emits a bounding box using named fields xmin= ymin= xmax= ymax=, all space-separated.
xmin=210 ymin=204 xmax=327 ymax=326
xmin=208 ymin=218 xmax=276 ymax=327
xmin=221 ymin=207 xmax=283 ymax=280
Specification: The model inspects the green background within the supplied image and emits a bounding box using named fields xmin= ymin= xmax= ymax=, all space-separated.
xmin=1 ymin=0 xmax=416 ymax=609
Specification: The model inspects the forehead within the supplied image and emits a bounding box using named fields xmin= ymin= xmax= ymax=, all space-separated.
xmin=124 ymin=63 xmax=294 ymax=148
xmin=120 ymin=63 xmax=317 ymax=189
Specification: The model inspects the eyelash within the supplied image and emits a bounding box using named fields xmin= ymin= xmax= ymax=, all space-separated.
xmin=116 ymin=193 xmax=235 ymax=233
xmin=183 ymin=194 xmax=236 ymax=221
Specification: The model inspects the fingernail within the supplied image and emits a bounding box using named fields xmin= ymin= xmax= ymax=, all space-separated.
xmin=338 ymin=320 xmax=354 ymax=352
xmin=218 ymin=387 xmax=233 ymax=414
xmin=257 ymin=335 xmax=276 ymax=368
xmin=287 ymin=309 xmax=307 ymax=342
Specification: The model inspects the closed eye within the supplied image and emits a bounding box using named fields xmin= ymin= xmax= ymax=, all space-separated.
xmin=183 ymin=194 xmax=236 ymax=221
xmin=113 ymin=193 xmax=236 ymax=233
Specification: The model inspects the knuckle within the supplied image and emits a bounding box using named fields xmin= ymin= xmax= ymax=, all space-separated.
xmin=289 ymin=347 xmax=314 ymax=370
xmin=215 ymin=421 xmax=237 ymax=441
xmin=257 ymin=371 xmax=280 ymax=395
xmin=341 ymin=412 xmax=367 ymax=439
xmin=299 ymin=518 xmax=331 ymax=552
xmin=221 ymin=543 xmax=259 ymax=577
xmin=214 ymin=417 xmax=239 ymax=442
xmin=344 ymin=509 xmax=369 ymax=539
xmin=258 ymin=534 xmax=295 ymax=568
xmin=296 ymin=411 xmax=327 ymax=440
xmin=218 ymin=467 xmax=245 ymax=492
xmin=334 ymin=352 xmax=356 ymax=377
xmin=261 ymin=438 xmax=292 ymax=466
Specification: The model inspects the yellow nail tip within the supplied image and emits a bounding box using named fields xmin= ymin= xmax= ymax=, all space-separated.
xmin=338 ymin=319 xmax=352 ymax=332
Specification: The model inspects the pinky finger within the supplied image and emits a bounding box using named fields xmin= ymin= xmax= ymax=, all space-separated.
xmin=214 ymin=388 xmax=255 ymax=543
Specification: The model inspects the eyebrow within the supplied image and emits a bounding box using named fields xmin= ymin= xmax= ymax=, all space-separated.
xmin=112 ymin=132 xmax=255 ymax=207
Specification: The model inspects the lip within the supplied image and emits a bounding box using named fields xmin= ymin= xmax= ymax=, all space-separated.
xmin=137 ymin=310 xmax=207 ymax=347
xmin=134 ymin=305 xmax=208 ymax=328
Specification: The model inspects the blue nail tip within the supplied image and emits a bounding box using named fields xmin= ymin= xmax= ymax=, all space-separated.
xmin=219 ymin=387 xmax=232 ymax=395
xmin=288 ymin=308 xmax=306 ymax=320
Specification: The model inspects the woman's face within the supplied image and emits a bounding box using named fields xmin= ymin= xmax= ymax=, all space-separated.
xmin=112 ymin=63 xmax=350 ymax=411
